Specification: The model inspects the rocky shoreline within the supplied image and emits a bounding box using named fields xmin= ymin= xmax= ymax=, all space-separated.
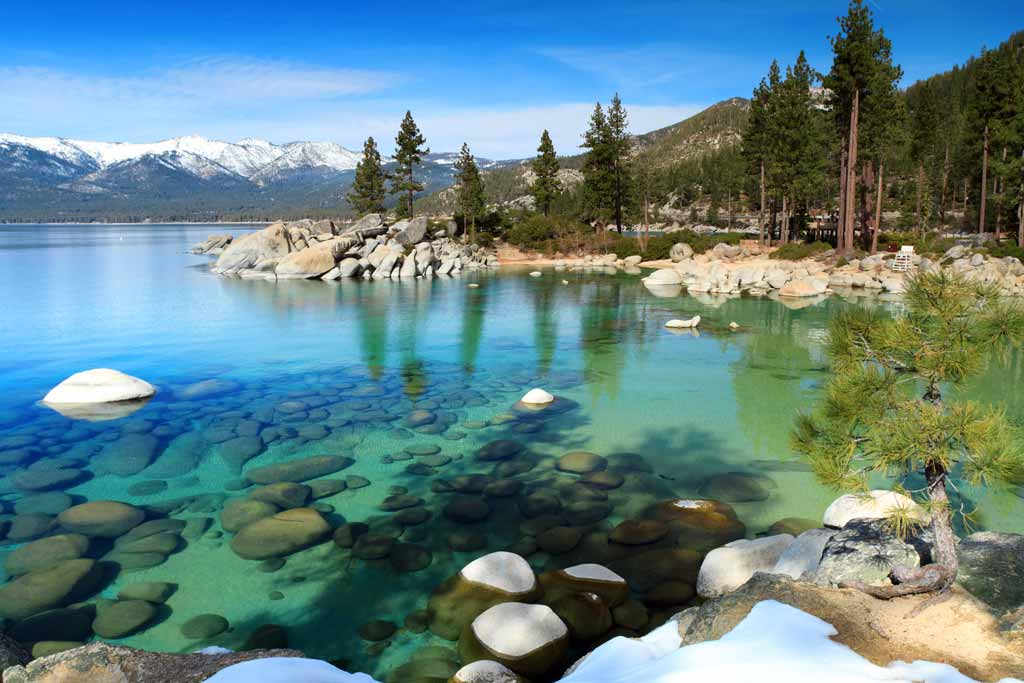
xmin=193 ymin=218 xmax=1024 ymax=308
xmin=191 ymin=215 xmax=498 ymax=281
xmin=643 ymin=241 xmax=1024 ymax=299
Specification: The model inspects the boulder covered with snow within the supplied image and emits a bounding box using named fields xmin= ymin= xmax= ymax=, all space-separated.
xmin=539 ymin=563 xmax=629 ymax=608
xmin=822 ymin=490 xmax=926 ymax=528
xmin=696 ymin=534 xmax=794 ymax=598
xmin=519 ymin=388 xmax=554 ymax=406
xmin=427 ymin=552 xmax=540 ymax=640
xmin=458 ymin=602 xmax=569 ymax=679
xmin=43 ymin=369 xmax=155 ymax=405
xmin=451 ymin=660 xmax=526 ymax=683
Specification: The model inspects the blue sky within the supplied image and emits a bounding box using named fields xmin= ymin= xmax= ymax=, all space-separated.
xmin=0 ymin=1 xmax=1019 ymax=158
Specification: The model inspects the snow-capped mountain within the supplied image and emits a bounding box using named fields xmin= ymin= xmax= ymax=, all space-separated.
xmin=0 ymin=133 xmax=362 ymax=183
xmin=0 ymin=132 xmax=514 ymax=222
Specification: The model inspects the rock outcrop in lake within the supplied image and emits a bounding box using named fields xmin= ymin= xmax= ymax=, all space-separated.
xmin=645 ymin=241 xmax=1024 ymax=299
xmin=193 ymin=215 xmax=497 ymax=281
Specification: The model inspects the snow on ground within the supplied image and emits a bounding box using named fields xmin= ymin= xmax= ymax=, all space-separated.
xmin=205 ymin=601 xmax=1023 ymax=683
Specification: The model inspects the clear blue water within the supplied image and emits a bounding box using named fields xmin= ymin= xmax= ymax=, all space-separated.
xmin=0 ymin=224 xmax=1020 ymax=678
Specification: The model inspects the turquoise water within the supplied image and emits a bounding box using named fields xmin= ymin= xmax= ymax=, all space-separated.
xmin=0 ymin=224 xmax=1021 ymax=678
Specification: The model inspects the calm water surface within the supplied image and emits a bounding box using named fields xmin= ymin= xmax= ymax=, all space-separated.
xmin=0 ymin=224 xmax=1021 ymax=677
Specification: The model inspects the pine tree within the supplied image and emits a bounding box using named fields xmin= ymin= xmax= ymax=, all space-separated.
xmin=531 ymin=130 xmax=561 ymax=216
xmin=391 ymin=111 xmax=429 ymax=219
xmin=347 ymin=136 xmax=386 ymax=216
xmin=454 ymin=142 xmax=485 ymax=243
xmin=769 ymin=51 xmax=828 ymax=244
xmin=606 ymin=94 xmax=632 ymax=233
xmin=581 ymin=102 xmax=614 ymax=226
xmin=794 ymin=271 xmax=1024 ymax=600
xmin=824 ymin=0 xmax=902 ymax=253
xmin=743 ymin=64 xmax=778 ymax=244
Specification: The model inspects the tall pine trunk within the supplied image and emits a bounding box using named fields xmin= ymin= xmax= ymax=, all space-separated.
xmin=781 ymin=196 xmax=789 ymax=245
xmin=915 ymin=163 xmax=924 ymax=234
xmin=838 ymin=141 xmax=849 ymax=251
xmin=407 ymin=169 xmax=415 ymax=219
xmin=940 ymin=142 xmax=950 ymax=227
xmin=843 ymin=90 xmax=860 ymax=254
xmin=871 ymin=162 xmax=884 ymax=255
xmin=861 ymin=160 xmax=875 ymax=251
xmin=979 ymin=124 xmax=989 ymax=236
xmin=996 ymin=146 xmax=1008 ymax=242
xmin=759 ymin=160 xmax=766 ymax=245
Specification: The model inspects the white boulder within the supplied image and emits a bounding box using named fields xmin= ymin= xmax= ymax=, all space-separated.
xmin=452 ymin=660 xmax=523 ymax=683
xmin=520 ymin=388 xmax=554 ymax=406
xmin=645 ymin=268 xmax=683 ymax=285
xmin=822 ymin=490 xmax=926 ymax=529
xmin=461 ymin=551 xmax=537 ymax=594
xmin=462 ymin=602 xmax=568 ymax=678
xmin=665 ymin=316 xmax=701 ymax=329
xmin=696 ymin=534 xmax=794 ymax=597
xmin=43 ymin=369 xmax=155 ymax=405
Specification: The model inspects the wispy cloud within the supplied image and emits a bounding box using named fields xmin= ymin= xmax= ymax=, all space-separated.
xmin=0 ymin=57 xmax=400 ymax=141
xmin=535 ymin=43 xmax=764 ymax=93
xmin=536 ymin=46 xmax=684 ymax=88
xmin=0 ymin=58 xmax=705 ymax=158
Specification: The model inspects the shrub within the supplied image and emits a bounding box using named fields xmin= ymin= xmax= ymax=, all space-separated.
xmin=769 ymin=241 xmax=832 ymax=260
xmin=507 ymin=214 xmax=588 ymax=252
xmin=982 ymin=241 xmax=1024 ymax=261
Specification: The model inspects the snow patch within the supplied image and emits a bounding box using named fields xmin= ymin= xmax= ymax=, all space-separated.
xmin=206 ymin=658 xmax=377 ymax=682
xmin=197 ymin=601 xmax=1021 ymax=683
xmin=559 ymin=600 xmax=1012 ymax=683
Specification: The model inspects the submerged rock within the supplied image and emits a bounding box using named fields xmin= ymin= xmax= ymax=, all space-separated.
xmin=0 ymin=559 xmax=100 ymax=620
xmin=4 ymin=534 xmax=90 ymax=576
xmin=92 ymin=600 xmax=157 ymax=639
xmin=229 ymin=508 xmax=330 ymax=560
xmin=57 ymin=501 xmax=145 ymax=538
xmin=244 ymin=455 xmax=354 ymax=485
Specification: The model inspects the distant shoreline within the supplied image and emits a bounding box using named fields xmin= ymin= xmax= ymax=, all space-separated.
xmin=0 ymin=221 xmax=271 ymax=226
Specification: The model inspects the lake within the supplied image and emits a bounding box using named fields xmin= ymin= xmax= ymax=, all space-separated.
xmin=0 ymin=223 xmax=1021 ymax=678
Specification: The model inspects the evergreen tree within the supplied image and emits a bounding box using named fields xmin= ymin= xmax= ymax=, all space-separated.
xmin=347 ymin=136 xmax=386 ymax=216
xmin=581 ymin=96 xmax=632 ymax=232
xmin=531 ymin=130 xmax=561 ymax=216
xmin=969 ymin=47 xmax=1021 ymax=238
xmin=769 ymin=51 xmax=828 ymax=244
xmin=607 ymin=94 xmax=633 ymax=233
xmin=794 ymin=271 xmax=1024 ymax=600
xmin=581 ymin=102 xmax=614 ymax=226
xmin=743 ymin=64 xmax=779 ymax=244
xmin=391 ymin=111 xmax=429 ymax=219
xmin=454 ymin=142 xmax=486 ymax=243
xmin=824 ymin=0 xmax=902 ymax=253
